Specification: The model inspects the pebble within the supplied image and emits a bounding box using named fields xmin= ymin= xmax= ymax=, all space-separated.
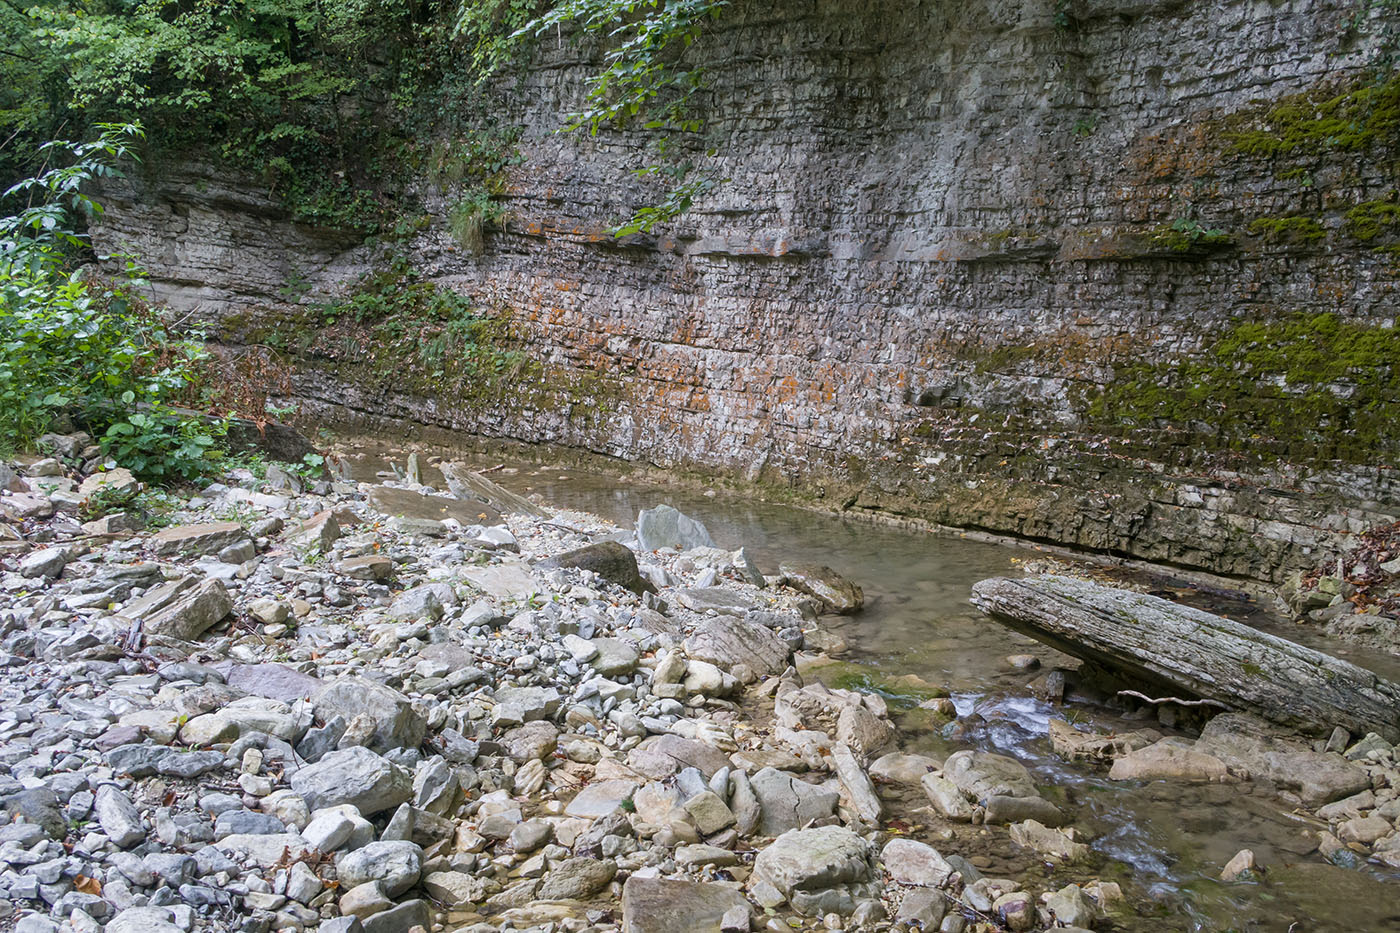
xmin=1 ymin=447 xmax=1383 ymax=933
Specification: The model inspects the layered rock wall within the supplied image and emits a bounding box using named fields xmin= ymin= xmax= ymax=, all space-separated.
xmin=93 ymin=0 xmax=1400 ymax=582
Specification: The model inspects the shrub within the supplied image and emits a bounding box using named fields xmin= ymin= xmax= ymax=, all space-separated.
xmin=0 ymin=124 xmax=225 ymax=481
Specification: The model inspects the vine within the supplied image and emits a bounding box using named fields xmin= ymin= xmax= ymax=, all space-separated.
xmin=512 ymin=0 xmax=728 ymax=234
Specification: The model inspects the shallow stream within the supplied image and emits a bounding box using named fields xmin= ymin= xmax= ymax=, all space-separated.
xmin=339 ymin=445 xmax=1400 ymax=932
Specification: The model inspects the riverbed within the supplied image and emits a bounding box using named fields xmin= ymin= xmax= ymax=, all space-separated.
xmin=335 ymin=443 xmax=1400 ymax=932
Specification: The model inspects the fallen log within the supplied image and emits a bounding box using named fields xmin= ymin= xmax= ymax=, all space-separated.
xmin=970 ymin=575 xmax=1400 ymax=742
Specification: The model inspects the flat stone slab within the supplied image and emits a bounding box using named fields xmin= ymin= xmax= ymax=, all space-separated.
xmin=215 ymin=832 xmax=314 ymax=867
xmin=148 ymin=522 xmax=247 ymax=557
xmin=464 ymin=561 xmax=542 ymax=600
xmin=621 ymin=877 xmax=749 ymax=933
xmin=219 ymin=662 xmax=322 ymax=703
xmin=366 ymin=485 xmax=501 ymax=526
xmin=564 ymin=779 xmax=639 ymax=818
xmin=442 ymin=463 xmax=551 ymax=518
xmin=675 ymin=587 xmax=753 ymax=616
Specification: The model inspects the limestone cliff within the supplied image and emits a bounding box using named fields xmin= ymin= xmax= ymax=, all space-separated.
xmin=92 ymin=0 xmax=1400 ymax=582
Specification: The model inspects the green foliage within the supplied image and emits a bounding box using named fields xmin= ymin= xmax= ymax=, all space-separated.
xmin=610 ymin=168 xmax=717 ymax=236
xmin=305 ymin=259 xmax=525 ymax=382
xmin=1247 ymin=214 xmax=1326 ymax=245
xmin=4 ymin=0 xmax=729 ymax=240
xmin=1150 ymin=217 xmax=1232 ymax=252
xmin=449 ymin=189 xmax=507 ymax=252
xmin=2 ymin=0 xmax=464 ymax=232
xmin=517 ymin=0 xmax=724 ymax=136
xmin=1053 ymin=0 xmax=1075 ymax=31
xmin=1090 ymin=312 xmax=1400 ymax=463
xmin=102 ymin=409 xmax=222 ymax=481
xmin=0 ymin=124 xmax=225 ymax=481
xmin=454 ymin=0 xmax=543 ymax=78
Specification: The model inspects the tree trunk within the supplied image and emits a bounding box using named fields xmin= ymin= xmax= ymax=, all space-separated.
xmin=970 ymin=575 xmax=1400 ymax=742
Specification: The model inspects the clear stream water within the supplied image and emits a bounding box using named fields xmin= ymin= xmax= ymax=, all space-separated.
xmin=339 ymin=445 xmax=1400 ymax=932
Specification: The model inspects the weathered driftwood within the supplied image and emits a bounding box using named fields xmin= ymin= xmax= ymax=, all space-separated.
xmin=441 ymin=462 xmax=551 ymax=518
xmin=970 ymin=575 xmax=1400 ymax=742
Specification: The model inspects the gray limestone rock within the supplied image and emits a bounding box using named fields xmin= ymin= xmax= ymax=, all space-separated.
xmin=222 ymin=662 xmax=321 ymax=703
xmin=385 ymin=582 xmax=453 ymax=622
xmin=336 ymin=840 xmax=423 ymax=897
xmin=749 ymin=767 xmax=839 ymax=836
xmin=538 ymin=540 xmax=655 ymax=596
xmin=752 ymin=826 xmax=875 ymax=902
xmin=125 ymin=576 xmax=233 ymax=641
xmin=290 ymin=746 xmax=412 ymax=816
xmin=501 ymin=720 xmax=559 ymax=762
xmin=94 ymin=785 xmax=145 ymax=848
xmin=1196 ymin=712 xmax=1372 ymax=806
xmin=588 ymin=637 xmax=640 ymax=677
xmin=779 ymin=563 xmax=864 ymax=614
xmin=362 ymin=899 xmax=430 ymax=933
xmin=675 ymin=587 xmax=753 ymax=616
xmin=312 ymin=676 xmax=425 ymax=753
xmin=943 ymin=750 xmax=1041 ymax=800
xmin=106 ymin=908 xmax=183 ymax=933
xmin=214 ymin=808 xmax=286 ymax=838
xmin=636 ymin=505 xmax=715 ymax=552
xmin=621 ymin=877 xmax=750 ymax=933
xmin=491 ymin=686 xmax=562 ymax=726
xmin=881 ymin=837 xmax=953 ymax=886
xmin=148 ymin=522 xmax=246 ymax=557
xmin=19 ymin=546 xmax=68 ymax=579
xmin=628 ymin=735 xmax=733 ymax=780
xmin=4 ymin=788 xmax=66 ymax=839
xmin=983 ymin=794 xmax=1066 ymax=826
xmin=684 ymin=617 xmax=791 ymax=675
xmin=537 ymin=856 xmax=617 ymax=900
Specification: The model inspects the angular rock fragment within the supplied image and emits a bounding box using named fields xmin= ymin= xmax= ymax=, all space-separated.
xmin=779 ymin=563 xmax=864 ymax=614
xmin=636 ymin=505 xmax=715 ymax=552
xmin=290 ymin=746 xmax=412 ymax=816
xmin=538 ymin=540 xmax=654 ymax=595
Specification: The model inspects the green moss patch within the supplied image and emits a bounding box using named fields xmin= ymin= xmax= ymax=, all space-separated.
xmin=1225 ymin=74 xmax=1400 ymax=161
xmin=1247 ymin=214 xmax=1326 ymax=245
xmin=1089 ymin=312 xmax=1400 ymax=463
xmin=1345 ymin=196 xmax=1400 ymax=243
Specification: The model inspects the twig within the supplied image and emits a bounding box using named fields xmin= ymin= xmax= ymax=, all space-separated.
xmin=1116 ymin=689 xmax=1230 ymax=710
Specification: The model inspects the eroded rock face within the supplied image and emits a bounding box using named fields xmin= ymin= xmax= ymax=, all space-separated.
xmin=90 ymin=0 xmax=1400 ymax=585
